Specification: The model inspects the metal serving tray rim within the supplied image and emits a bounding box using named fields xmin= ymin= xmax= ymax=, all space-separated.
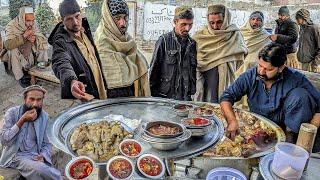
xmin=48 ymin=98 xmax=225 ymax=161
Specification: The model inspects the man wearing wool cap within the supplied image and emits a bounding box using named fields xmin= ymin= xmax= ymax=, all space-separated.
xmin=49 ymin=0 xmax=107 ymax=101
xmin=0 ymin=85 xmax=62 ymax=179
xmin=94 ymin=0 xmax=150 ymax=98
xmin=238 ymin=11 xmax=271 ymax=74
xmin=296 ymin=8 xmax=320 ymax=73
xmin=150 ymin=6 xmax=197 ymax=100
xmin=193 ymin=4 xmax=247 ymax=103
xmin=270 ymin=6 xmax=299 ymax=69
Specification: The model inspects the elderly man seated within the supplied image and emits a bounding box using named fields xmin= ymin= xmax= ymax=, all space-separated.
xmin=0 ymin=85 xmax=62 ymax=180
xmin=1 ymin=7 xmax=48 ymax=88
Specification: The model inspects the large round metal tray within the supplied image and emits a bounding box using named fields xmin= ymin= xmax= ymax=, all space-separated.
xmin=48 ymin=98 xmax=224 ymax=163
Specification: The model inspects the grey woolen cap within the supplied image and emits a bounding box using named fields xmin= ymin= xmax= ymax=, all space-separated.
xmin=59 ymin=0 xmax=81 ymax=18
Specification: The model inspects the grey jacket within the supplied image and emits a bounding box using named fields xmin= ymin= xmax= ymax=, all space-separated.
xmin=297 ymin=23 xmax=320 ymax=64
xmin=0 ymin=106 xmax=52 ymax=167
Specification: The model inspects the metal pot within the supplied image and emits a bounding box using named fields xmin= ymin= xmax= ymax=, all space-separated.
xmin=141 ymin=129 xmax=192 ymax=151
xmin=181 ymin=117 xmax=212 ymax=137
xmin=173 ymin=104 xmax=194 ymax=117
xmin=143 ymin=121 xmax=185 ymax=139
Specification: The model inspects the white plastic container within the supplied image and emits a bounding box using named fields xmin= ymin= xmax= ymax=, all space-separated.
xmin=206 ymin=167 xmax=247 ymax=180
xmin=271 ymin=142 xmax=309 ymax=179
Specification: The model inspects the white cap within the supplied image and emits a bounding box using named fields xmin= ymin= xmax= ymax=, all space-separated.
xmin=25 ymin=7 xmax=34 ymax=14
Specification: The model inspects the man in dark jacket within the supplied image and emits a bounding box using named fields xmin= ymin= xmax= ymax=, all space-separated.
xmin=149 ymin=6 xmax=196 ymax=101
xmin=49 ymin=0 xmax=107 ymax=101
xmin=270 ymin=6 xmax=299 ymax=69
xmin=296 ymin=9 xmax=320 ymax=73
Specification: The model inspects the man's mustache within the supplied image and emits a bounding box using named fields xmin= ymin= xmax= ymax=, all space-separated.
xmin=258 ymin=74 xmax=268 ymax=80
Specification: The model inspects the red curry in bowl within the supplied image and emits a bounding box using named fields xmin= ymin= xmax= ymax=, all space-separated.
xmin=108 ymin=157 xmax=133 ymax=179
xmin=183 ymin=117 xmax=212 ymax=127
xmin=120 ymin=140 xmax=142 ymax=157
xmin=69 ymin=159 xmax=93 ymax=179
xmin=138 ymin=156 xmax=163 ymax=177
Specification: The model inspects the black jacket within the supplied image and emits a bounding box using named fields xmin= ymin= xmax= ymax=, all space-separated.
xmin=275 ymin=18 xmax=299 ymax=54
xmin=48 ymin=18 xmax=107 ymax=99
xmin=149 ymin=31 xmax=197 ymax=101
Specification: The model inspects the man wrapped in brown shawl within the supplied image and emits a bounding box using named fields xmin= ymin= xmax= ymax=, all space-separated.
xmin=193 ymin=5 xmax=247 ymax=103
xmin=95 ymin=0 xmax=150 ymax=98
xmin=2 ymin=7 xmax=48 ymax=87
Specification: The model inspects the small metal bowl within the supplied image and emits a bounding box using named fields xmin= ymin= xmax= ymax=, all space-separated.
xmin=181 ymin=117 xmax=213 ymax=137
xmin=173 ymin=104 xmax=194 ymax=117
xmin=188 ymin=107 xmax=215 ymax=118
xmin=144 ymin=121 xmax=184 ymax=139
xmin=142 ymin=129 xmax=191 ymax=151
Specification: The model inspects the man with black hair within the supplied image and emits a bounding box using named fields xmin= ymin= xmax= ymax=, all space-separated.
xmin=270 ymin=6 xmax=299 ymax=69
xmin=49 ymin=0 xmax=107 ymax=101
xmin=220 ymin=43 xmax=320 ymax=150
xmin=149 ymin=6 xmax=196 ymax=100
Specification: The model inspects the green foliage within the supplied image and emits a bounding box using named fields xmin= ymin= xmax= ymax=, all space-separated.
xmin=0 ymin=14 xmax=11 ymax=30
xmin=35 ymin=3 xmax=55 ymax=34
xmin=9 ymin=0 xmax=34 ymax=19
xmin=85 ymin=0 xmax=103 ymax=32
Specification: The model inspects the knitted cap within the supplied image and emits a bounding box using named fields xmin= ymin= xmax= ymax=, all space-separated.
xmin=250 ymin=11 xmax=264 ymax=21
xmin=174 ymin=6 xmax=193 ymax=19
xmin=59 ymin=0 xmax=81 ymax=18
xmin=108 ymin=0 xmax=129 ymax=16
xmin=23 ymin=85 xmax=47 ymax=97
xmin=208 ymin=4 xmax=225 ymax=15
xmin=296 ymin=9 xmax=312 ymax=24
xmin=278 ymin=6 xmax=290 ymax=16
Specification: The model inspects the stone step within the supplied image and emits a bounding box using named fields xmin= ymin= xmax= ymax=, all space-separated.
xmin=0 ymin=146 xmax=71 ymax=179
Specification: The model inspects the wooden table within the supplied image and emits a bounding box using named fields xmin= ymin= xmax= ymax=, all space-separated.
xmin=28 ymin=66 xmax=60 ymax=85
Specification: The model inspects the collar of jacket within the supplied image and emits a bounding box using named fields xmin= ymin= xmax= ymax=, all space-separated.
xmin=276 ymin=18 xmax=293 ymax=26
xmin=171 ymin=29 xmax=193 ymax=45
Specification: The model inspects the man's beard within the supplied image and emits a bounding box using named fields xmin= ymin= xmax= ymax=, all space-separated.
xmin=251 ymin=24 xmax=260 ymax=29
xmin=258 ymin=71 xmax=282 ymax=81
xmin=119 ymin=26 xmax=127 ymax=35
xmin=23 ymin=104 xmax=42 ymax=118
xmin=180 ymin=31 xmax=189 ymax=37
xmin=67 ymin=25 xmax=81 ymax=33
